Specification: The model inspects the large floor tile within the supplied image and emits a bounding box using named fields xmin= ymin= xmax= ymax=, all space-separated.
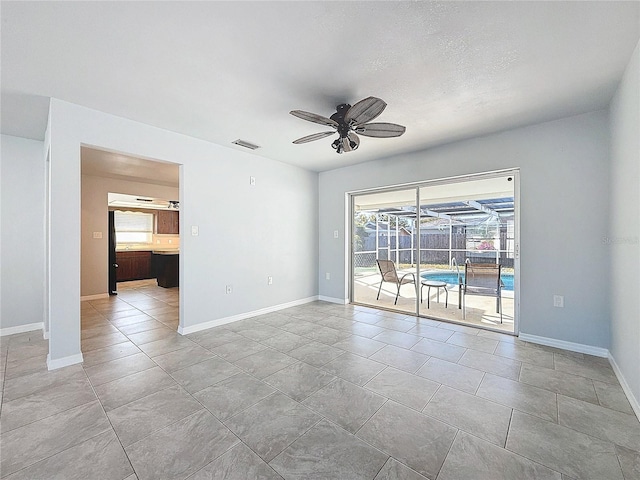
xmin=593 ymin=380 xmax=636 ymax=415
xmin=553 ymin=354 xmax=618 ymax=384
xmin=210 ymin=337 xmax=268 ymax=362
xmin=107 ymin=385 xmax=203 ymax=446
xmin=125 ymin=409 xmax=239 ymax=480
xmin=342 ymin=322 xmax=387 ymax=339
xmin=0 ymin=374 xmax=96 ymax=433
xmin=94 ymin=366 xmax=176 ymax=411
xmin=2 ymin=364 xmax=85 ymax=403
xmin=260 ymin=331 xmax=313 ymax=352
xmin=457 ymin=348 xmax=521 ymax=381
xmin=557 ymin=394 xmax=640 ymax=452
xmin=416 ymin=357 xmax=484 ymax=393
xmin=369 ymin=345 xmax=430 ymax=374
xmin=506 ymin=411 xmax=624 ymax=480
xmin=270 ymin=420 xmax=387 ymax=480
xmin=235 ymin=324 xmax=283 ymax=342
xmin=373 ymin=317 xmax=417 ymax=332
xmin=84 ymin=352 xmax=156 ymax=386
xmin=494 ymin=342 xmax=554 ymax=369
xmin=356 ymin=401 xmax=457 ymax=479
xmin=195 ymin=373 xmax=275 ymax=420
xmin=406 ymin=323 xmax=454 ymax=342
xmin=372 ymin=330 xmax=422 ymax=349
xmin=446 ymin=332 xmax=498 ymax=354
xmin=302 ymin=378 xmax=386 ymax=433
xmin=438 ymin=431 xmax=561 ymax=480
xmin=0 ymin=401 xmax=111 ymax=477
xmin=364 ymin=366 xmax=439 ymax=411
xmin=615 ymin=444 xmax=640 ymax=480
xmin=373 ymin=458 xmax=428 ymax=480
xmin=3 ymin=429 xmax=133 ymax=480
xmin=138 ymin=334 xmax=197 ymax=358
xmin=320 ymin=353 xmax=386 ymax=386
xmin=116 ymin=318 xmax=167 ymax=336
xmin=226 ymin=393 xmax=320 ymax=462
xmin=410 ymin=338 xmax=466 ymax=363
xmin=287 ymin=342 xmax=344 ymax=367
xmin=152 ymin=343 xmax=215 ymax=372
xmin=170 ymin=357 xmax=242 ymax=394
xmin=189 ymin=329 xmax=246 ymax=350
xmin=81 ymin=341 xmax=141 ymax=368
xmin=476 ymin=373 xmax=558 ymax=423
xmin=331 ymin=335 xmax=386 ymax=357
xmin=519 ymin=363 xmax=598 ymax=404
xmin=189 ymin=443 xmax=283 ymax=480
xmin=126 ymin=326 xmax=179 ymax=346
xmin=233 ymin=348 xmax=297 ymax=379
xmin=264 ymin=362 xmax=336 ymax=401
xmin=81 ymin=331 xmax=129 ymax=352
xmin=423 ymin=385 xmax=512 ymax=446
xmin=3 ymin=353 xmax=48 ymax=380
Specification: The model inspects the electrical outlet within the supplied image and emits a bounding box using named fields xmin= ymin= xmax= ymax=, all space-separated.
xmin=333 ymin=230 xmax=339 ymax=238
xmin=225 ymin=285 xmax=232 ymax=294
xmin=553 ymin=295 xmax=564 ymax=308
xmin=191 ymin=225 xmax=199 ymax=236
xmin=326 ymin=272 xmax=331 ymax=280
xmin=268 ymin=276 xmax=273 ymax=285
xmin=168 ymin=239 xmax=172 ymax=244
xmin=92 ymin=232 xmax=102 ymax=239
xmin=250 ymin=176 xmax=256 ymax=186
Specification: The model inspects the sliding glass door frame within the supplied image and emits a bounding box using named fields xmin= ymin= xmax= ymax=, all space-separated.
xmin=348 ymin=168 xmax=520 ymax=335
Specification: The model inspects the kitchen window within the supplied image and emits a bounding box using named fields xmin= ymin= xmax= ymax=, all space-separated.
xmin=114 ymin=211 xmax=154 ymax=244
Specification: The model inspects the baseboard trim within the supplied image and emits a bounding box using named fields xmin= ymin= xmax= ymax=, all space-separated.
xmin=518 ymin=333 xmax=609 ymax=358
xmin=178 ymin=296 xmax=319 ymax=335
xmin=47 ymin=352 xmax=83 ymax=370
xmin=318 ymin=295 xmax=348 ymax=304
xmin=81 ymin=293 xmax=109 ymax=301
xmin=0 ymin=322 xmax=44 ymax=337
xmin=608 ymin=353 xmax=640 ymax=421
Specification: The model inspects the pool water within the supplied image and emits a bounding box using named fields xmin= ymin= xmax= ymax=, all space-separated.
xmin=421 ymin=271 xmax=514 ymax=291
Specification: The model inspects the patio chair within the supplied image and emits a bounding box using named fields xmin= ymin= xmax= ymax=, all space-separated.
xmin=376 ymin=259 xmax=417 ymax=305
xmin=463 ymin=262 xmax=503 ymax=323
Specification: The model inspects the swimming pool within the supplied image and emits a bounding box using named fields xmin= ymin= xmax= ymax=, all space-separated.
xmin=421 ymin=271 xmax=514 ymax=291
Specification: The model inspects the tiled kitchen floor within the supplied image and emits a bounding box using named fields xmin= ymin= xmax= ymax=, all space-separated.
xmin=0 ymin=286 xmax=638 ymax=479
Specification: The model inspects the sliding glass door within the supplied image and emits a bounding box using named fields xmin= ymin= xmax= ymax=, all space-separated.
xmin=350 ymin=171 xmax=518 ymax=334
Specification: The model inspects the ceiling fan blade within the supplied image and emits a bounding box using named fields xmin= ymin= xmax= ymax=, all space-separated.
xmin=290 ymin=110 xmax=338 ymax=128
xmin=292 ymin=131 xmax=336 ymax=144
xmin=341 ymin=136 xmax=353 ymax=153
xmin=344 ymin=97 xmax=387 ymax=125
xmin=347 ymin=131 xmax=360 ymax=149
xmin=355 ymin=122 xmax=406 ymax=138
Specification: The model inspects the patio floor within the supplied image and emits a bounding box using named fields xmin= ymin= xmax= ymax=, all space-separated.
xmin=353 ymin=271 xmax=515 ymax=334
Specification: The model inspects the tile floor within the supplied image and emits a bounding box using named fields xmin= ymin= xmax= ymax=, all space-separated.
xmin=0 ymin=282 xmax=639 ymax=479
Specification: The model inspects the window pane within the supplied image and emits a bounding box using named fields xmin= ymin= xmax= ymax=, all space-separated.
xmin=114 ymin=211 xmax=154 ymax=244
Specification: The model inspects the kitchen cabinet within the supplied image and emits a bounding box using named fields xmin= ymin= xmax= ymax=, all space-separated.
xmin=115 ymin=251 xmax=152 ymax=282
xmin=152 ymin=252 xmax=179 ymax=288
xmin=156 ymin=210 xmax=179 ymax=234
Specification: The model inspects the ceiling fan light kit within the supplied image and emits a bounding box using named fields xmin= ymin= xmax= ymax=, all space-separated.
xmin=290 ymin=96 xmax=406 ymax=154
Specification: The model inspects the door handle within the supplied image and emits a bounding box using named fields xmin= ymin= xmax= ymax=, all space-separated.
xmin=113 ymin=264 xmax=119 ymax=268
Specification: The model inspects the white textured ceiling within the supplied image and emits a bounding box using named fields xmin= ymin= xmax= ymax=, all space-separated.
xmin=2 ymin=1 xmax=638 ymax=172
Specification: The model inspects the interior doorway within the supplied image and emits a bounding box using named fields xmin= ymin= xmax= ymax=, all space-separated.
xmin=350 ymin=170 xmax=518 ymax=334
xmin=80 ymin=146 xmax=181 ymax=356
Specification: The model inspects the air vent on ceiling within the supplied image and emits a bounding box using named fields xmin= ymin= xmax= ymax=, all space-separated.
xmin=232 ymin=139 xmax=261 ymax=150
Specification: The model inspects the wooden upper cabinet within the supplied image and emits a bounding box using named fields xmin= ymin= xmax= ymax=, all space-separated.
xmin=156 ymin=210 xmax=179 ymax=234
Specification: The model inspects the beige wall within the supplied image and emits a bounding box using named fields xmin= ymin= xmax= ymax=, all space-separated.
xmin=81 ymin=174 xmax=178 ymax=296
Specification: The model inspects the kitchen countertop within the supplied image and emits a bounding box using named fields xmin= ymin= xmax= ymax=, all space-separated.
xmin=116 ymin=246 xmax=179 ymax=253
xmin=152 ymin=250 xmax=179 ymax=255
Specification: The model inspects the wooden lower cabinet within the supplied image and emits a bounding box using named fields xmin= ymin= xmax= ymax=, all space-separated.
xmin=116 ymin=251 xmax=152 ymax=282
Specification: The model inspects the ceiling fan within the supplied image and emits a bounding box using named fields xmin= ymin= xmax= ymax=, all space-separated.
xmin=290 ymin=96 xmax=406 ymax=154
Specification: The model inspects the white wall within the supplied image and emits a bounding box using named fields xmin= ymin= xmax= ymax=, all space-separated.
xmin=47 ymin=99 xmax=318 ymax=366
xmin=0 ymin=135 xmax=45 ymax=331
xmin=609 ymin=40 xmax=640 ymax=413
xmin=81 ymin=174 xmax=178 ymax=296
xmin=319 ymin=110 xmax=611 ymax=349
